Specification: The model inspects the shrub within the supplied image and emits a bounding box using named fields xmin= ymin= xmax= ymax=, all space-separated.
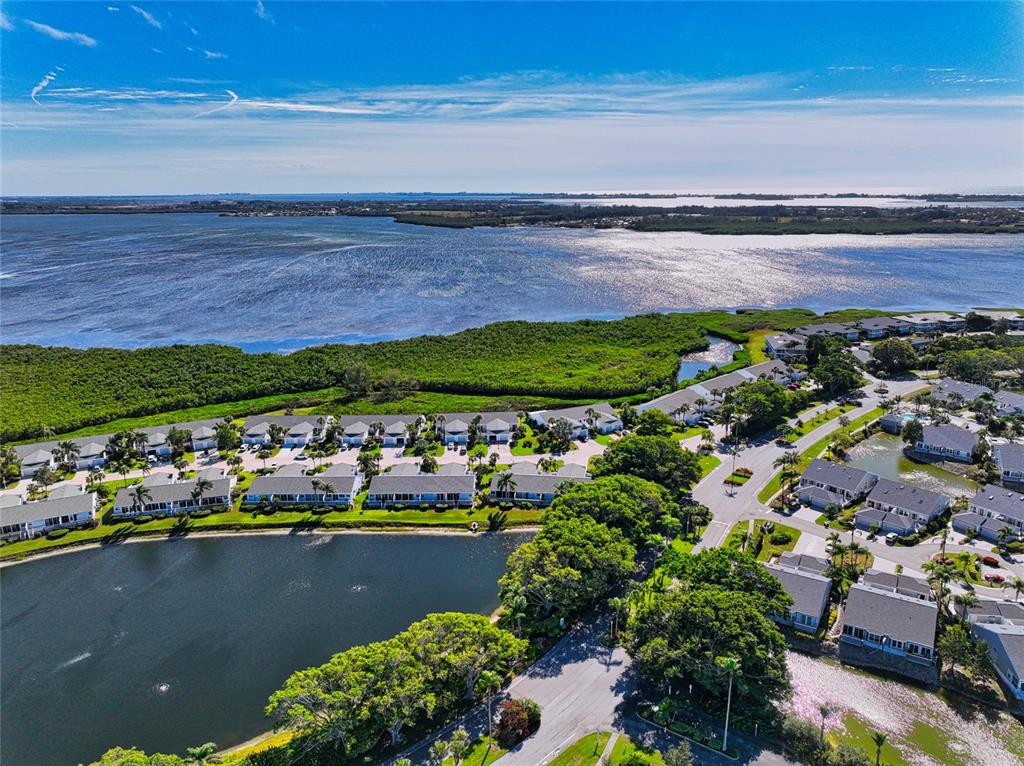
xmin=310 ymin=506 xmax=332 ymax=515
xmin=494 ymin=697 xmax=541 ymax=745
xmin=621 ymin=753 xmax=650 ymax=766
xmin=499 ymin=501 xmax=514 ymax=510
xmin=436 ymin=503 xmax=449 ymax=510
xmin=132 ymin=514 xmax=153 ymax=524
xmin=419 ymin=503 xmax=430 ymax=511
xmin=45 ymin=527 xmax=69 ymax=540
xmin=770 ymin=529 xmax=793 ymax=545
xmin=781 ymin=716 xmax=825 ymax=762
xmin=191 ymin=509 xmax=211 ymax=519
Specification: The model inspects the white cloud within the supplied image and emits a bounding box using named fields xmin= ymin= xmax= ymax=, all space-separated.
xmin=107 ymin=6 xmax=120 ymax=12
xmin=255 ymin=1 xmax=274 ymax=23
xmin=185 ymin=22 xmax=198 ymax=36
xmin=30 ymin=69 xmax=60 ymax=105
xmin=204 ymin=49 xmax=228 ymax=60
xmin=24 ymin=19 xmax=98 ymax=47
xmin=194 ymin=89 xmax=239 ymax=117
xmin=130 ymin=5 xmax=162 ymax=30
xmin=0 ymin=11 xmax=14 ymax=31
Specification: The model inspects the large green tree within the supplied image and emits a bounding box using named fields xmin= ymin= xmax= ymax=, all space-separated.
xmin=722 ymin=379 xmax=789 ymax=435
xmin=590 ymin=435 xmax=701 ymax=495
xmin=628 ymin=586 xmax=791 ymax=715
xmin=88 ymin=748 xmax=186 ymax=766
xmin=545 ymin=474 xmax=675 ymax=543
xmin=658 ymin=547 xmax=793 ymax=616
xmin=811 ymin=350 xmax=862 ymax=397
xmin=870 ymin=338 xmax=917 ymax=374
xmin=499 ymin=515 xmax=635 ymax=629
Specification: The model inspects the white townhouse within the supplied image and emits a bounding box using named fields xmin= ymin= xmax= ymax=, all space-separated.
xmin=796 ymin=322 xmax=863 ymax=342
xmin=112 ymin=475 xmax=234 ymax=517
xmin=930 ymin=378 xmax=992 ymax=408
xmin=856 ymin=478 xmax=949 ymax=535
xmin=365 ymin=462 xmax=476 ymax=507
xmin=436 ymin=412 xmax=517 ymax=445
xmin=17 ymin=448 xmax=54 ymax=478
xmin=529 ymin=403 xmax=623 ymax=439
xmin=764 ymin=332 xmax=809 ymax=360
xmin=241 ymin=416 xmax=330 ymax=448
xmin=190 ymin=426 xmax=218 ymax=452
xmin=914 ymin=423 xmax=979 ymax=463
xmin=856 ymin=316 xmax=912 ymax=338
xmin=840 ymin=572 xmax=938 ymax=671
xmin=798 ymin=459 xmax=878 ymax=511
xmin=971 ymin=310 xmax=1024 ymax=330
xmin=995 ymin=443 xmax=1024 ymax=486
xmin=895 ymin=312 xmax=965 ymax=333
xmin=764 ymin=553 xmax=832 ymax=633
xmin=952 ymin=485 xmax=1024 ymax=542
xmin=994 ymin=390 xmax=1024 ymax=416
xmin=245 ymin=464 xmax=361 ymax=507
xmin=963 ymin=601 xmax=1024 ymax=702
xmin=488 ymin=462 xmax=591 ymax=506
xmin=0 ymin=492 xmax=98 ymax=541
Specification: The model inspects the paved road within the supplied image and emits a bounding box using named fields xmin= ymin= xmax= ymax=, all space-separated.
xmin=388 ymin=613 xmax=795 ymax=766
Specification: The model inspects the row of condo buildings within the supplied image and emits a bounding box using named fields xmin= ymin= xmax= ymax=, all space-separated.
xmin=764 ymin=552 xmax=1024 ymax=698
xmin=764 ymin=311 xmax=1024 ymax=361
xmin=798 ymin=455 xmax=1024 ymax=542
xmin=636 ymin=359 xmax=806 ymax=425
xmin=12 ymin=405 xmax=626 ymax=480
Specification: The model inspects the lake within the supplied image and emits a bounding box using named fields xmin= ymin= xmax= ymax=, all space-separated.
xmin=0 ymin=531 xmax=530 ymax=766
xmin=676 ymin=335 xmax=740 ymax=381
xmin=846 ymin=433 xmax=977 ymax=498
xmin=1 ymin=214 xmax=1022 ymax=351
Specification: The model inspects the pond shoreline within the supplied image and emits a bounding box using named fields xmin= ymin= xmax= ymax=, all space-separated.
xmin=0 ymin=524 xmax=539 ymax=569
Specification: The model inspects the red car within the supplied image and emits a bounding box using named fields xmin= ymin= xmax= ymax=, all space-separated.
xmin=984 ymin=573 xmax=1006 ymax=584
xmin=982 ymin=556 xmax=1000 ymax=567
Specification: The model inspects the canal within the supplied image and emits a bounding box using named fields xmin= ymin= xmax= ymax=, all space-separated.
xmin=846 ymin=432 xmax=977 ymax=499
xmin=677 ymin=336 xmax=740 ymax=382
xmin=0 ymin=531 xmax=530 ymax=765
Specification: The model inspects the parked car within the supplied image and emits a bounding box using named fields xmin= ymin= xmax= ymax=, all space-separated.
xmin=885 ymin=532 xmax=899 ymax=546
xmin=982 ymin=555 xmax=1000 ymax=567
xmin=459 ymin=447 xmax=467 ymax=456
xmin=984 ymin=573 xmax=1006 ymax=584
xmin=294 ymin=454 xmax=306 ymax=461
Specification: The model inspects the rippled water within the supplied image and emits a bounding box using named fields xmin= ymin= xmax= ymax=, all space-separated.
xmin=677 ymin=335 xmax=740 ymax=381
xmin=1 ymin=214 xmax=1021 ymax=351
xmin=846 ymin=433 xmax=977 ymax=498
xmin=0 ymin=532 xmax=529 ymax=765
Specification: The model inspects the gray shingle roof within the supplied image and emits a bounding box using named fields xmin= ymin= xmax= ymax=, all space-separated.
xmin=48 ymin=484 xmax=85 ymax=499
xmin=248 ymin=474 xmax=359 ymax=497
xmin=996 ymin=443 xmax=1024 ymax=474
xmin=114 ymin=478 xmax=232 ymax=507
xmin=0 ymin=492 xmax=95 ymax=527
xmin=867 ymin=478 xmax=949 ymax=516
xmin=531 ymin=402 xmax=618 ymax=423
xmin=861 ymin=570 xmax=933 ymax=599
xmin=973 ymin=622 xmax=1024 ymax=686
xmin=801 ymin=459 xmax=876 ymax=494
xmin=972 ymin=485 xmax=1024 ymax=524
xmin=855 ymin=507 xmax=918 ymax=534
xmin=994 ymin=390 xmax=1024 ymax=414
xmin=489 ymin=467 xmax=591 ymax=496
xmin=918 ymin=424 xmax=979 ymax=455
xmin=367 ymin=472 xmax=475 ymax=496
xmin=778 ymin=551 xmax=830 ymax=575
xmin=765 ymin=562 xmax=831 ymax=622
xmin=338 ymin=415 xmax=420 ymax=429
xmin=844 ymin=582 xmax=938 ymax=649
xmin=932 ymin=378 xmax=993 ymax=404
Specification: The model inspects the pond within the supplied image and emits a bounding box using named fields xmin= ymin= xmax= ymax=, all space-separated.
xmin=0 ymin=531 xmax=530 ymax=766
xmin=786 ymin=651 xmax=1024 ymax=766
xmin=846 ymin=432 xmax=977 ymax=498
xmin=677 ymin=336 xmax=740 ymax=382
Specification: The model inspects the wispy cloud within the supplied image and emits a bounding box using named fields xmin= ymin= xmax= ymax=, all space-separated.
xmin=255 ymin=1 xmax=274 ymax=24
xmin=204 ymin=49 xmax=228 ymax=60
xmin=24 ymin=19 xmax=98 ymax=47
xmin=130 ymin=5 xmax=162 ymax=30
xmin=185 ymin=22 xmax=199 ymax=36
xmin=194 ymin=89 xmax=239 ymax=117
xmin=107 ymin=6 xmax=120 ymax=12
xmin=30 ymin=66 xmax=64 ymax=105
xmin=0 ymin=11 xmax=14 ymax=31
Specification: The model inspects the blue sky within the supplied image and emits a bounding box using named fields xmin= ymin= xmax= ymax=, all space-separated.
xmin=1 ymin=1 xmax=1022 ymax=195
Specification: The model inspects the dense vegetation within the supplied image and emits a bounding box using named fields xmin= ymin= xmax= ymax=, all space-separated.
xmin=0 ymin=313 xmax=707 ymax=441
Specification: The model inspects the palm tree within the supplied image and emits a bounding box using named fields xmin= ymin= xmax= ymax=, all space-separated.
xmin=191 ymin=477 xmax=213 ymax=510
xmin=87 ymin=466 xmax=106 ymax=488
xmin=112 ymin=458 xmax=134 ymax=488
xmin=1004 ymin=576 xmax=1024 ymax=603
xmin=429 ymin=739 xmax=449 ymax=766
xmin=953 ymin=591 xmax=979 ymax=620
xmin=716 ymin=656 xmax=741 ymax=752
xmin=773 ymin=450 xmax=800 ymax=491
xmin=608 ymin=596 xmax=626 ymax=640
xmin=227 ymin=454 xmax=243 ymax=475
xmin=871 ymin=731 xmax=887 ymax=766
xmin=131 ymin=484 xmax=153 ymax=515
xmin=54 ymin=440 xmax=80 ymax=471
xmin=819 ymin=704 xmax=831 ymax=745
xmin=700 ymin=429 xmax=716 ymax=453
xmin=185 ymin=742 xmax=218 ymax=765
xmin=131 ymin=430 xmax=150 ymax=457
xmin=0 ymin=444 xmax=18 ymax=488
xmin=267 ymin=423 xmax=286 ymax=445
xmin=256 ymin=448 xmax=272 ymax=470
xmin=476 ymin=670 xmax=502 ymax=741
xmin=495 ymin=471 xmax=517 ymax=500
xmin=173 ymin=457 xmax=190 ymax=480
xmin=311 ymin=479 xmax=335 ymax=505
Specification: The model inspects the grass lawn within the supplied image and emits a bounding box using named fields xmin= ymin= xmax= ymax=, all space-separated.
xmin=511 ymin=422 xmax=542 ymax=455
xmin=443 ymin=737 xmax=507 ymax=766
xmin=548 ymin=732 xmax=612 ymax=766
xmin=593 ymin=433 xmax=614 ymax=446
xmin=787 ymin=404 xmax=857 ymax=440
xmin=220 ymin=732 xmax=294 ymax=765
xmin=757 ymin=407 xmax=885 ymax=504
xmin=723 ymin=470 xmax=752 ymax=486
xmin=699 ymin=454 xmax=721 ymax=477
xmin=404 ymin=441 xmax=445 ymax=457
xmin=743 ymin=329 xmax=772 ymax=365
xmin=671 ymin=426 xmax=705 ymax=441
xmin=724 ymin=519 xmax=801 ymax=561
xmin=609 ymin=735 xmax=666 ymax=766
